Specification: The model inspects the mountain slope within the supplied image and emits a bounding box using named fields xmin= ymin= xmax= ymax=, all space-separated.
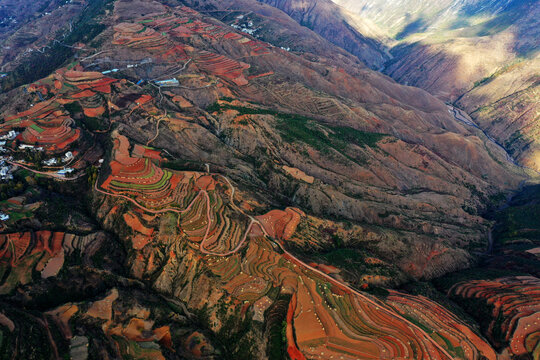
xmin=321 ymin=0 xmax=540 ymax=173
xmin=332 ymin=0 xmax=532 ymax=38
xmin=180 ymin=0 xmax=390 ymax=69
xmin=0 ymin=0 xmax=534 ymax=358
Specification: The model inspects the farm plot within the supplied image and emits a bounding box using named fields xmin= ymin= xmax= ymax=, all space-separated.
xmin=450 ymin=277 xmax=540 ymax=358
xmin=96 ymin=136 xmax=500 ymax=359
xmin=1 ymin=100 xmax=80 ymax=153
xmin=0 ymin=231 xmax=102 ymax=293
xmin=119 ymin=8 xmax=272 ymax=86
xmin=192 ymin=50 xmax=250 ymax=86
xmin=0 ymin=69 xmax=121 ymax=157
xmin=113 ymin=22 xmax=188 ymax=62
xmin=204 ymin=235 xmax=497 ymax=360
xmin=200 ymin=190 xmax=251 ymax=254
xmin=102 ymin=135 xmax=178 ymax=208
xmin=100 ymin=134 xmax=253 ymax=255
xmin=159 ymin=7 xmax=271 ymax=56
xmin=46 ymin=289 xmax=175 ymax=360
xmin=387 ymin=291 xmax=497 ymax=360
xmin=179 ymin=193 xmax=209 ymax=243
xmin=256 ymin=207 xmax=304 ymax=240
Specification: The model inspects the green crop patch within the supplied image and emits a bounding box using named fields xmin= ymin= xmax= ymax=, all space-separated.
xmin=207 ymin=102 xmax=388 ymax=152
xmin=29 ymin=124 xmax=45 ymax=133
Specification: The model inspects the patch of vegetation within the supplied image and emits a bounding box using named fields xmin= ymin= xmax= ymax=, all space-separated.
xmin=330 ymin=126 xmax=388 ymax=149
xmin=474 ymin=0 xmax=535 ymax=38
xmin=208 ymin=103 xmax=388 ymax=153
xmin=0 ymin=305 xmax=67 ymax=359
xmin=65 ymin=100 xmax=109 ymax=131
xmin=215 ymin=311 xmax=259 ymax=359
xmin=472 ymin=60 xmax=524 ymax=89
xmin=0 ymin=169 xmax=35 ymax=201
xmin=364 ymin=286 xmax=390 ymax=299
xmin=485 ymin=184 xmax=540 ymax=247
xmin=265 ymin=293 xmax=291 ymax=360
xmin=162 ymin=159 xmax=205 ymax=172
xmin=395 ymin=18 xmax=427 ymax=40
xmin=312 ymin=247 xmax=402 ymax=291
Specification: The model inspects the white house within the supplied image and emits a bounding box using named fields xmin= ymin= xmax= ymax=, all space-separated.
xmin=63 ymin=151 xmax=74 ymax=162
xmin=0 ymin=166 xmax=9 ymax=177
xmin=43 ymin=158 xmax=58 ymax=166
xmin=57 ymin=168 xmax=75 ymax=177
xmin=0 ymin=130 xmax=18 ymax=140
xmin=155 ymin=79 xmax=179 ymax=87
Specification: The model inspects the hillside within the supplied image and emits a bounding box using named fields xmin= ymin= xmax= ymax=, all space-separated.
xmin=178 ymin=0 xmax=391 ymax=69
xmin=0 ymin=0 xmax=536 ymax=359
xmin=327 ymin=0 xmax=540 ymax=172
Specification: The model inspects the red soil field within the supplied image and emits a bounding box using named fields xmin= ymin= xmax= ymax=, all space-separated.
xmin=1 ymin=69 xmax=121 ymax=156
xmin=0 ymin=231 xmax=64 ymax=266
xmin=194 ymin=50 xmax=250 ymax=86
xmin=132 ymin=144 xmax=163 ymax=161
xmin=256 ymin=207 xmax=304 ymax=240
xmin=83 ymin=106 xmax=106 ymax=118
xmin=450 ymin=277 xmax=540 ymax=357
xmin=123 ymin=212 xmax=155 ymax=236
xmin=195 ymin=175 xmax=216 ymax=191
xmin=287 ymin=293 xmax=307 ymax=360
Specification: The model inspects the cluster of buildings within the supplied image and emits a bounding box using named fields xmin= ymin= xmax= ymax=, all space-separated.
xmin=0 ymin=160 xmax=13 ymax=181
xmin=19 ymin=144 xmax=44 ymax=151
xmin=101 ymin=58 xmax=152 ymax=76
xmin=231 ymin=17 xmax=259 ymax=36
xmin=42 ymin=151 xmax=74 ymax=167
xmin=0 ymin=129 xmax=76 ymax=179
xmin=57 ymin=168 xmax=75 ymax=177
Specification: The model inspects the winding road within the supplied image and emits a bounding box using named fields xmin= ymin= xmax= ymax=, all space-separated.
xmin=5 ymin=160 xmax=84 ymax=181
xmin=94 ymin=174 xmax=258 ymax=257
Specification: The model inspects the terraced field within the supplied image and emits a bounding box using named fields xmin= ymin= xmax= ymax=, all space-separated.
xmin=110 ymin=7 xmax=272 ymax=87
xmin=0 ymin=9 xmax=513 ymax=357
xmin=0 ymin=231 xmax=105 ymax=294
xmin=1 ymin=100 xmax=80 ymax=153
xmin=99 ymin=134 xmax=252 ymax=255
xmin=45 ymin=288 xmax=192 ymax=360
xmin=102 ymin=136 xmax=178 ymax=208
xmin=256 ymin=207 xmax=305 ymax=240
xmin=206 ymin=235 xmax=498 ymax=360
xmin=449 ymin=277 xmax=540 ymax=358
xmin=97 ymin=133 xmax=498 ymax=359
xmin=387 ymin=291 xmax=497 ymax=359
xmin=149 ymin=7 xmax=271 ymax=56
xmin=193 ymin=50 xmax=250 ymax=86
xmin=0 ymin=68 xmax=120 ymax=157
xmin=113 ymin=22 xmax=189 ymax=62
